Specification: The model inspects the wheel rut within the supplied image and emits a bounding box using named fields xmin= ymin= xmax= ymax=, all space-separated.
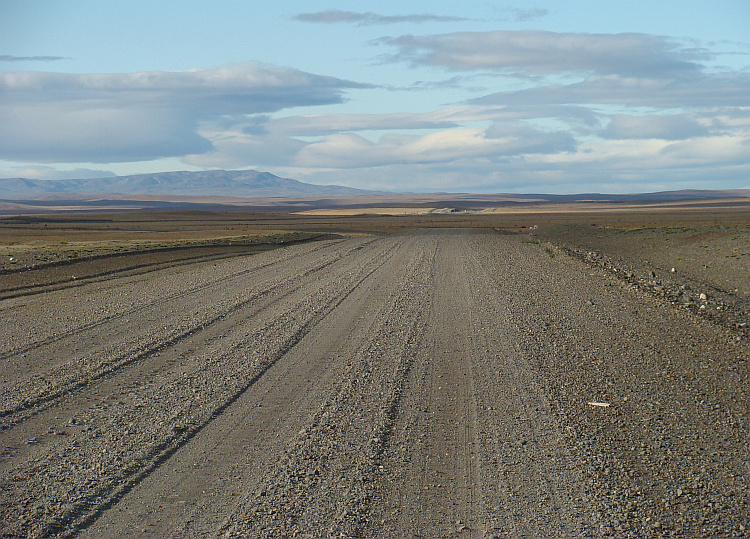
xmin=0 ymin=235 xmax=336 ymax=301
xmin=218 ymin=231 xmax=437 ymax=538
xmin=367 ymin=230 xmax=484 ymax=538
xmin=0 ymin=237 xmax=354 ymax=361
xmin=0 ymin=238 xmax=377 ymax=421
xmin=0 ymin=235 xmax=394 ymax=538
xmin=3 ymin=229 xmax=749 ymax=538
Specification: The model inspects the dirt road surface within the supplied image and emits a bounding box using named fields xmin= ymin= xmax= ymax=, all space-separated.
xmin=1 ymin=229 xmax=748 ymax=537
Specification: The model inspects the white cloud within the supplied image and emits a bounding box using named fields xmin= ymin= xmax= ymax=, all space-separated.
xmin=601 ymin=113 xmax=709 ymax=140
xmin=278 ymin=114 xmax=748 ymax=193
xmin=0 ymin=63 xmax=359 ymax=96
xmin=268 ymin=112 xmax=459 ymax=136
xmin=2 ymin=27 xmax=747 ymax=194
xmin=293 ymin=125 xmax=575 ymax=169
xmin=263 ymin=106 xmax=596 ymax=137
xmin=183 ymin=121 xmax=305 ymax=169
xmin=659 ymin=135 xmax=750 ymax=167
xmin=472 ymin=72 xmax=750 ymax=109
xmin=539 ymin=134 xmax=750 ymax=175
xmin=381 ymin=31 xmax=708 ymax=77
xmin=174 ymin=95 xmax=747 ymax=191
xmin=1 ymin=103 xmax=213 ymax=163
xmin=0 ymin=62 xmax=365 ymax=163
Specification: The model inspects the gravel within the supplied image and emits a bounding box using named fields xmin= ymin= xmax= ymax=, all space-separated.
xmin=1 ymin=228 xmax=748 ymax=538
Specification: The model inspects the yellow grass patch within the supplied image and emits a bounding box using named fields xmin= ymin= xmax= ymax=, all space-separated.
xmin=294 ymin=207 xmax=435 ymax=216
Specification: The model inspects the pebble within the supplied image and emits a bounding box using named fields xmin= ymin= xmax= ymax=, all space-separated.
xmin=7 ymin=231 xmax=750 ymax=538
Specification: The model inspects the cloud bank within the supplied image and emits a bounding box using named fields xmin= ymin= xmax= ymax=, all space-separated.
xmin=290 ymin=30 xmax=746 ymax=191
xmin=380 ymin=31 xmax=709 ymax=76
xmin=2 ymin=29 xmax=748 ymax=193
xmin=0 ymin=62 xmax=365 ymax=163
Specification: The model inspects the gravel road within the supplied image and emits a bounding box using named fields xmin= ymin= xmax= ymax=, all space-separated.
xmin=1 ymin=229 xmax=748 ymax=538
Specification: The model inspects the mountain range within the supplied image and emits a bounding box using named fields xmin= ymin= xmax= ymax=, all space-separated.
xmin=1 ymin=170 xmax=748 ymax=210
xmin=0 ymin=170 xmax=381 ymax=199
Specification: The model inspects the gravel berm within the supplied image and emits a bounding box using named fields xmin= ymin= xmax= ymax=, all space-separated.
xmin=1 ymin=229 xmax=747 ymax=537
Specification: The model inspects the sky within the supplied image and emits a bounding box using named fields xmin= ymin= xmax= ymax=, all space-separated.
xmin=0 ymin=0 xmax=749 ymax=194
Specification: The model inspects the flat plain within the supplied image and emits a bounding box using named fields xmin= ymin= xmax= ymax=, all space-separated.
xmin=1 ymin=199 xmax=749 ymax=537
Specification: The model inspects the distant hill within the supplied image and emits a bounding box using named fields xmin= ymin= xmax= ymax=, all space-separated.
xmin=0 ymin=170 xmax=382 ymax=199
xmin=507 ymin=189 xmax=750 ymax=203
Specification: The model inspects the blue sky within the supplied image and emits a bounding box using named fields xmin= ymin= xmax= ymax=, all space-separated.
xmin=1 ymin=0 xmax=748 ymax=193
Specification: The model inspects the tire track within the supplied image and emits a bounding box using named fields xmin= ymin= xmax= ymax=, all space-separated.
xmin=1 ymin=249 xmax=256 ymax=301
xmin=0 ymin=238 xmax=379 ymax=422
xmin=2 ymin=235 xmax=396 ymax=433
xmin=1 ymin=254 xmax=330 ymax=424
xmin=0 ymin=234 xmax=337 ymax=301
xmin=0 ymin=237 xmax=359 ymax=359
xmin=367 ymin=229 xmax=484 ymax=538
xmin=47 ymin=238 xmax=398 ymax=539
xmin=461 ymin=232 xmax=592 ymax=537
xmin=0 ymin=236 xmax=396 ymax=538
xmin=219 ymin=231 xmax=437 ymax=538
xmin=5 ymin=229 xmax=748 ymax=538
